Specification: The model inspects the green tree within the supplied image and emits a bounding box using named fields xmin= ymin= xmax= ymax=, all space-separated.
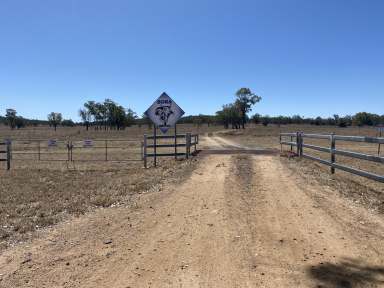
xmin=79 ymin=108 xmax=92 ymax=130
xmin=5 ymin=109 xmax=17 ymax=129
xmin=125 ymin=108 xmax=137 ymax=127
xmin=235 ymin=88 xmax=262 ymax=129
xmin=47 ymin=112 xmax=62 ymax=131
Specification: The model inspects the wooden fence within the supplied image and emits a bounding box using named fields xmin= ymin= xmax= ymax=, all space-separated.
xmin=280 ymin=132 xmax=384 ymax=183
xmin=143 ymin=133 xmax=199 ymax=168
xmin=0 ymin=141 xmax=11 ymax=170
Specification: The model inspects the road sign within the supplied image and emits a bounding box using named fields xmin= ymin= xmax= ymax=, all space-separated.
xmin=145 ymin=92 xmax=185 ymax=133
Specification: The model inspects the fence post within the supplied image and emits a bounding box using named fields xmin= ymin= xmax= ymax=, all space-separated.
xmin=174 ymin=124 xmax=177 ymax=160
xmin=70 ymin=141 xmax=73 ymax=161
xmin=279 ymin=134 xmax=282 ymax=152
xmin=143 ymin=134 xmax=147 ymax=168
xmin=105 ymin=140 xmax=108 ymax=161
xmin=153 ymin=125 xmax=157 ymax=167
xmin=67 ymin=141 xmax=70 ymax=162
xmin=186 ymin=133 xmax=191 ymax=159
xmin=299 ymin=132 xmax=303 ymax=157
xmin=6 ymin=141 xmax=11 ymax=170
xmin=140 ymin=141 xmax=144 ymax=161
xmin=38 ymin=140 xmax=41 ymax=161
xmin=296 ymin=132 xmax=300 ymax=155
xmin=330 ymin=133 xmax=335 ymax=174
xmin=290 ymin=135 xmax=293 ymax=152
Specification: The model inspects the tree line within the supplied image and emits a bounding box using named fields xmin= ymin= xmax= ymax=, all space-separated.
xmin=1 ymin=92 xmax=383 ymax=130
xmin=78 ymin=99 xmax=137 ymax=131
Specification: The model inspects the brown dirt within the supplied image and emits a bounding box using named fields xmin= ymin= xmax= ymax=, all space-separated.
xmin=0 ymin=136 xmax=383 ymax=287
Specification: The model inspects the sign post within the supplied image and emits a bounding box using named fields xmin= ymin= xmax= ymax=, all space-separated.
xmin=144 ymin=92 xmax=185 ymax=167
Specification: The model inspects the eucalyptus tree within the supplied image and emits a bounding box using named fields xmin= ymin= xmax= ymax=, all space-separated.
xmin=47 ymin=112 xmax=62 ymax=131
xmin=79 ymin=108 xmax=91 ymax=130
xmin=235 ymin=88 xmax=262 ymax=129
xmin=5 ymin=108 xmax=17 ymax=129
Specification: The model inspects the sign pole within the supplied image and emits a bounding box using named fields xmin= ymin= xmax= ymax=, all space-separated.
xmin=153 ymin=124 xmax=157 ymax=167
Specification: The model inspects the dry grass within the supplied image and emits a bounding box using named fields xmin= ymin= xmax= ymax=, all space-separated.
xmin=0 ymin=157 xmax=198 ymax=250
xmin=1 ymin=123 xmax=382 ymax=251
xmin=0 ymin=124 xmax=212 ymax=250
xmin=218 ymin=124 xmax=384 ymax=197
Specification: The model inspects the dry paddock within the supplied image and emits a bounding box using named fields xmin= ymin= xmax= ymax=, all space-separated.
xmin=0 ymin=124 xmax=383 ymax=251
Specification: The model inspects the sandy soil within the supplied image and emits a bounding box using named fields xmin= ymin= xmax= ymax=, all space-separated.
xmin=0 ymin=136 xmax=383 ymax=287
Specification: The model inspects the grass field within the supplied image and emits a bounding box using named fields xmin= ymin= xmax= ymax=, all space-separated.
xmin=217 ymin=124 xmax=384 ymax=198
xmin=0 ymin=123 xmax=383 ymax=251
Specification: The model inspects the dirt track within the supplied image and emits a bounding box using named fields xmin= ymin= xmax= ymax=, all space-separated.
xmin=1 ymin=136 xmax=384 ymax=287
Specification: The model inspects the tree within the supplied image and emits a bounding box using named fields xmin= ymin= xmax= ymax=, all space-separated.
xmin=235 ymin=88 xmax=262 ymax=129
xmin=5 ymin=109 xmax=17 ymax=129
xmin=15 ymin=117 xmax=26 ymax=129
xmin=251 ymin=113 xmax=261 ymax=124
xmin=125 ymin=108 xmax=137 ymax=127
xmin=79 ymin=108 xmax=92 ymax=130
xmin=141 ymin=113 xmax=152 ymax=129
xmin=261 ymin=115 xmax=270 ymax=126
xmin=47 ymin=112 xmax=62 ymax=131
xmin=61 ymin=119 xmax=75 ymax=127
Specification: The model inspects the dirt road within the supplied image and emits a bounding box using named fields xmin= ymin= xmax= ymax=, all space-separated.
xmin=1 ymin=136 xmax=384 ymax=287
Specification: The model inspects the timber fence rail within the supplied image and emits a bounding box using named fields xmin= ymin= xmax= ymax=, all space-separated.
xmin=280 ymin=132 xmax=384 ymax=183
xmin=0 ymin=141 xmax=11 ymax=170
xmin=143 ymin=133 xmax=199 ymax=168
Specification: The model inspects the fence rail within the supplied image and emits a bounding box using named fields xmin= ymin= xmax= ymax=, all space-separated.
xmin=0 ymin=141 xmax=11 ymax=170
xmin=280 ymin=132 xmax=384 ymax=183
xmin=143 ymin=133 xmax=199 ymax=168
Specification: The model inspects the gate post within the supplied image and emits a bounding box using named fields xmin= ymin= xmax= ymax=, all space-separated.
xmin=330 ymin=133 xmax=335 ymax=174
xmin=153 ymin=125 xmax=157 ymax=167
xmin=143 ymin=134 xmax=148 ymax=168
xmin=296 ymin=132 xmax=300 ymax=155
xmin=174 ymin=124 xmax=177 ymax=160
xmin=299 ymin=132 xmax=303 ymax=157
xmin=6 ymin=141 xmax=11 ymax=170
xmin=186 ymin=133 xmax=191 ymax=159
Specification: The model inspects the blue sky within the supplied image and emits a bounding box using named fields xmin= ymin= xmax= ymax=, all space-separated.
xmin=0 ymin=0 xmax=383 ymax=120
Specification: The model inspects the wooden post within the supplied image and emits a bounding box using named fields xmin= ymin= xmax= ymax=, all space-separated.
xmin=67 ymin=141 xmax=70 ymax=162
xmin=186 ymin=133 xmax=191 ymax=159
xmin=6 ymin=141 xmax=11 ymax=170
xmin=144 ymin=134 xmax=147 ymax=168
xmin=105 ymin=140 xmax=108 ymax=161
xmin=330 ymin=133 xmax=335 ymax=174
xmin=38 ymin=140 xmax=41 ymax=161
xmin=299 ymin=132 xmax=303 ymax=157
xmin=153 ymin=125 xmax=157 ymax=167
xmin=194 ymin=135 xmax=197 ymax=153
xmin=174 ymin=124 xmax=177 ymax=160
xmin=290 ymin=135 xmax=293 ymax=152
xmin=70 ymin=141 xmax=73 ymax=161
xmin=296 ymin=132 xmax=300 ymax=155
xmin=279 ymin=134 xmax=282 ymax=152
xmin=378 ymin=129 xmax=382 ymax=156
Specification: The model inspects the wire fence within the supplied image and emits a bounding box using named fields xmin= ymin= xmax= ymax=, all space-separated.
xmin=8 ymin=138 xmax=143 ymax=164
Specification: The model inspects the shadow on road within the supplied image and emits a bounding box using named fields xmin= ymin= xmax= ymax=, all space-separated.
xmin=307 ymin=258 xmax=384 ymax=288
